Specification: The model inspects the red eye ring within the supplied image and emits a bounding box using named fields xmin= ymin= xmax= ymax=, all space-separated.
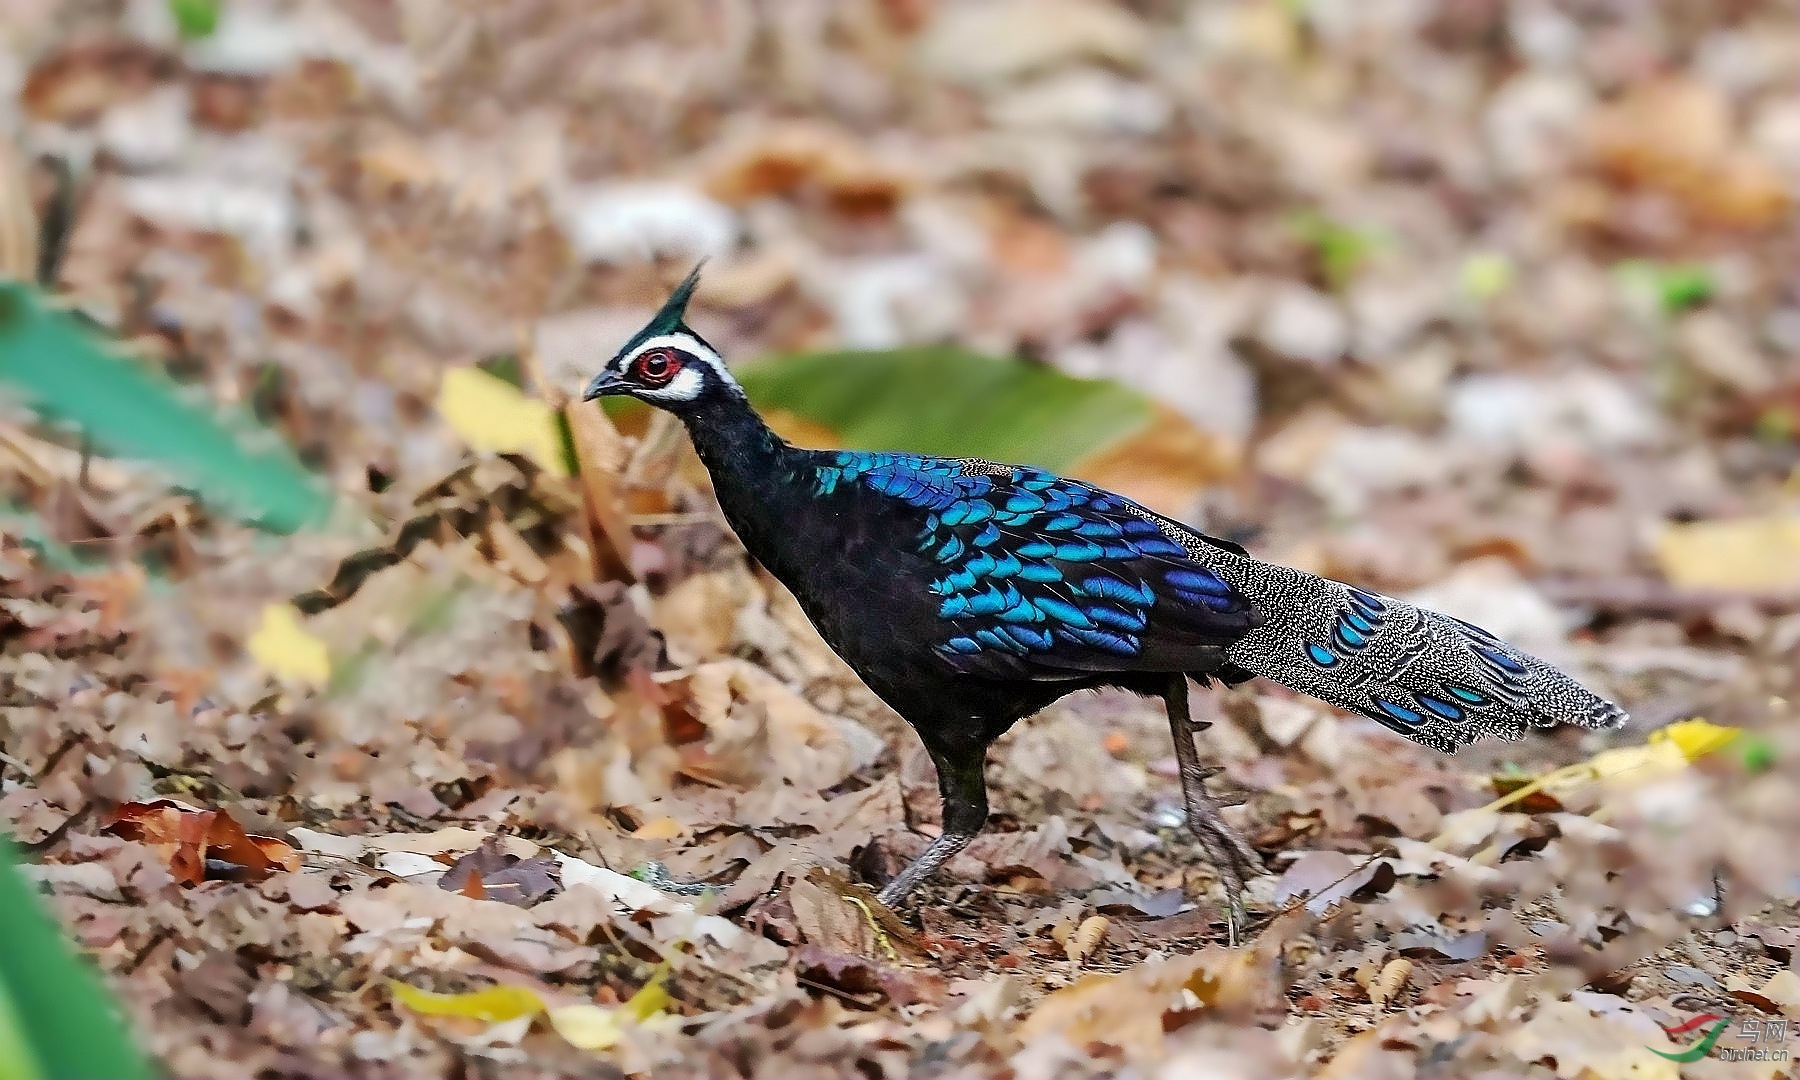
xmin=633 ymin=348 xmax=681 ymax=384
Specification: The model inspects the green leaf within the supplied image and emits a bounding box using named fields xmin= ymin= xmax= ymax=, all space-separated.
xmin=1616 ymin=259 xmax=1715 ymax=317
xmin=732 ymin=347 xmax=1154 ymax=472
xmin=1458 ymin=252 xmax=1516 ymax=301
xmin=1286 ymin=211 xmax=1386 ymax=291
xmin=1740 ymin=735 xmax=1776 ymax=773
xmin=0 ymin=979 xmax=47 ymax=1080
xmin=0 ymin=283 xmax=331 ymax=533
xmin=168 ymin=0 xmax=222 ymax=40
xmin=0 ymin=837 xmax=154 ymax=1080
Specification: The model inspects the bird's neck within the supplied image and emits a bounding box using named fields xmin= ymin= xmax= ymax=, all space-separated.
xmin=678 ymin=394 xmax=814 ymax=564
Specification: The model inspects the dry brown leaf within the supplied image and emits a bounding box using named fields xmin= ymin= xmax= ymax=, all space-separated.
xmin=364 ymin=828 xmax=540 ymax=860
xmin=1013 ymin=947 xmax=1267 ymax=1055
xmin=1726 ymin=970 xmax=1800 ymax=1017
xmin=1368 ymin=958 xmax=1412 ymax=1009
xmin=1071 ymin=405 xmax=1243 ymax=517
xmin=789 ymin=870 xmax=926 ymax=962
xmin=675 ymin=659 xmax=881 ymax=791
xmin=0 ymin=139 xmax=38 ymax=282
xmin=1065 ymin=914 xmax=1109 ymax=965
xmin=563 ymin=399 xmax=636 ymax=582
xmin=20 ymin=39 xmax=166 ymax=123
xmin=103 ymin=799 xmax=299 ymax=886
xmin=1588 ymin=77 xmax=1791 ymax=228
xmin=1510 ymin=999 xmax=1681 ymax=1080
xmin=701 ymin=121 xmax=916 ymax=216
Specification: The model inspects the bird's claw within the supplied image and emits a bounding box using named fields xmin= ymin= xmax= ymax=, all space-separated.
xmin=1187 ymin=814 xmax=1263 ymax=947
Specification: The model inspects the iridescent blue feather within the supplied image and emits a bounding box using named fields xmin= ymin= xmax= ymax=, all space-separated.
xmin=815 ymin=452 xmax=1257 ymax=676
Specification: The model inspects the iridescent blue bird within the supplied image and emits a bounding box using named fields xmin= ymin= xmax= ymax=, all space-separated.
xmin=585 ymin=267 xmax=1628 ymax=938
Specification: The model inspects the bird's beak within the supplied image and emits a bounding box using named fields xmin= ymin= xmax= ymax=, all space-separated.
xmin=582 ymin=369 xmax=625 ymax=402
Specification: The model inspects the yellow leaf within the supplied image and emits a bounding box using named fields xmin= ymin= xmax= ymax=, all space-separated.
xmin=544 ymin=968 xmax=670 ymax=1052
xmin=247 ymin=604 xmax=330 ymax=686
xmin=388 ymin=981 xmax=544 ymax=1023
xmin=1450 ymin=721 xmax=1742 ymax=836
xmin=1579 ymin=742 xmax=1687 ymax=784
xmin=1655 ymin=516 xmax=1800 ymax=591
xmin=629 ymin=817 xmax=685 ymax=841
xmin=1649 ymin=717 xmax=1741 ymax=761
xmin=437 ymin=367 xmax=571 ymax=477
xmin=623 ymin=964 xmax=671 ymax=1024
xmin=547 ymin=1005 xmax=622 ymax=1050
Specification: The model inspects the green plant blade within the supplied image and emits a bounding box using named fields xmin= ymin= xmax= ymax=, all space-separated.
xmin=0 ymin=283 xmax=331 ymax=533
xmin=0 ymin=837 xmax=154 ymax=1080
xmin=0 ymin=979 xmax=46 ymax=1080
xmin=731 ymin=347 xmax=1154 ymax=472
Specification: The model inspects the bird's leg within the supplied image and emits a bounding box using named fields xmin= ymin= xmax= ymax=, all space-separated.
xmin=876 ymin=745 xmax=989 ymax=909
xmin=1164 ymin=675 xmax=1263 ymax=945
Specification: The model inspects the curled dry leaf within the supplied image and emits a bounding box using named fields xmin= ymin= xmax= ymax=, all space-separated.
xmin=676 ymin=659 xmax=883 ymax=792
xmin=702 ymin=122 xmax=917 ymax=217
xmin=1014 ymin=946 xmax=1273 ymax=1057
xmin=1272 ymin=851 xmax=1396 ymax=915
xmin=439 ymin=837 xmax=562 ymax=907
xmin=1588 ymin=77 xmax=1791 ymax=228
xmin=103 ymin=799 xmax=299 ymax=885
xmin=1725 ymin=969 xmax=1800 ymax=1017
xmin=793 ymin=945 xmax=948 ymax=1009
xmin=1367 ymin=958 xmax=1412 ymax=1008
xmin=790 ymin=869 xmax=927 ymax=963
xmin=1064 ymin=914 xmax=1109 ymax=965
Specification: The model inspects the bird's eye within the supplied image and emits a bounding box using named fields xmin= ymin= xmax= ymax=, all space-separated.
xmin=633 ymin=349 xmax=681 ymax=384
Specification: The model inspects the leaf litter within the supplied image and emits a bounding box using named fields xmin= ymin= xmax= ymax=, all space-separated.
xmin=2 ymin=1 xmax=1799 ymax=1078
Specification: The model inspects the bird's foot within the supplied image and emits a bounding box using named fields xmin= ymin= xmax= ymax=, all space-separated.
xmin=1182 ymin=796 xmax=1265 ymax=947
xmin=874 ymin=828 xmax=980 ymax=911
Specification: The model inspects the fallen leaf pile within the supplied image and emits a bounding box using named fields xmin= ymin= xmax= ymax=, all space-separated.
xmin=2 ymin=1 xmax=1798 ymax=1078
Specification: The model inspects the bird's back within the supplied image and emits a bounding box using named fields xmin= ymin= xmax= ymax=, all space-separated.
xmin=736 ymin=447 xmax=1625 ymax=754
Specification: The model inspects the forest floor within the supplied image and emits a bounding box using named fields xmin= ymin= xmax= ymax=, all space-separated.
xmin=3 ymin=1 xmax=1799 ymax=1077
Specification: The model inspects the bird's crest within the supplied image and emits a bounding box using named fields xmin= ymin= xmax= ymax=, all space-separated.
xmin=620 ymin=261 xmax=707 ymax=357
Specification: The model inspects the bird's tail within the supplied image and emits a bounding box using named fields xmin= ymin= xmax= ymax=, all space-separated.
xmin=1215 ymin=560 xmax=1627 ymax=752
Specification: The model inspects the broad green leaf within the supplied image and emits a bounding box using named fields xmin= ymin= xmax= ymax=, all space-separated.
xmin=0 ymin=979 xmax=46 ymax=1080
xmin=0 ymin=283 xmax=331 ymax=533
xmin=734 ymin=348 xmax=1151 ymax=472
xmin=605 ymin=347 xmax=1240 ymax=513
xmin=0 ymin=838 xmax=154 ymax=1080
xmin=168 ymin=0 xmax=222 ymax=40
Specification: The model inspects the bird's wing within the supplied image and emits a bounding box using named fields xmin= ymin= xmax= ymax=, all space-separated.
xmin=813 ymin=452 xmax=1262 ymax=680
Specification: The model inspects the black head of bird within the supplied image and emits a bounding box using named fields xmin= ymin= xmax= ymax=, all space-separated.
xmin=582 ymin=264 xmax=741 ymax=413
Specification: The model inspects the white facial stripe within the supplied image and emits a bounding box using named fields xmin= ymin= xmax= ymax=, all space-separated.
xmin=637 ymin=365 xmax=705 ymax=402
xmin=616 ymin=333 xmax=739 ymax=391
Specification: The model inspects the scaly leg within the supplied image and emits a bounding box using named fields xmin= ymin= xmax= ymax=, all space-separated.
xmin=876 ymin=745 xmax=989 ymax=908
xmin=1164 ymin=675 xmax=1263 ymax=945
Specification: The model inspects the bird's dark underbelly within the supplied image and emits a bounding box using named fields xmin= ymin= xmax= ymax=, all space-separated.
xmin=758 ymin=534 xmax=1050 ymax=744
